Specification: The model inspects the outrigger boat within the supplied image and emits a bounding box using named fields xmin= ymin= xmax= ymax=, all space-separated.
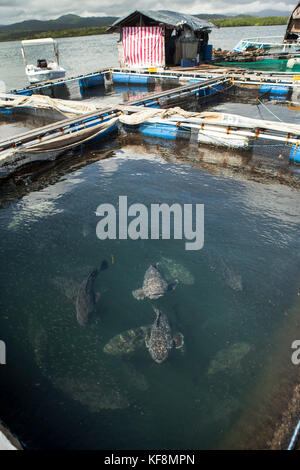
xmin=233 ymin=36 xmax=300 ymax=54
xmin=234 ymin=2 xmax=300 ymax=54
xmin=216 ymin=2 xmax=300 ymax=72
xmin=21 ymin=38 xmax=66 ymax=84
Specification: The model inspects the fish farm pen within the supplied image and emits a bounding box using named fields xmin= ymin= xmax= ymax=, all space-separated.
xmin=1 ymin=67 xmax=300 ymax=182
xmin=1 ymin=55 xmax=300 ymax=450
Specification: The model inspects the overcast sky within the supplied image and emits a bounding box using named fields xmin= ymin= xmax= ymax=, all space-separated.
xmin=0 ymin=0 xmax=296 ymax=25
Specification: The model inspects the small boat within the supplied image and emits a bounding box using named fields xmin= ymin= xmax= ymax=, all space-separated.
xmin=214 ymin=3 xmax=300 ymax=73
xmin=233 ymin=2 xmax=300 ymax=55
xmin=233 ymin=36 xmax=300 ymax=54
xmin=21 ymin=38 xmax=66 ymax=84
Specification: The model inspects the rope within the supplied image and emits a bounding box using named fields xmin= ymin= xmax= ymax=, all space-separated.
xmin=256 ymin=98 xmax=283 ymax=122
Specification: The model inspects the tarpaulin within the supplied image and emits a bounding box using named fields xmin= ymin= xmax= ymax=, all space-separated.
xmin=122 ymin=26 xmax=164 ymax=67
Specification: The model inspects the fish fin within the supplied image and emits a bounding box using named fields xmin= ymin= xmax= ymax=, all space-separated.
xmin=152 ymin=305 xmax=160 ymax=317
xmin=132 ymin=289 xmax=145 ymax=300
xmin=152 ymin=306 xmax=161 ymax=325
xmin=100 ymin=260 xmax=108 ymax=271
xmin=168 ymin=279 xmax=179 ymax=291
xmin=89 ymin=269 xmax=99 ymax=280
xmin=173 ymin=332 xmax=184 ymax=349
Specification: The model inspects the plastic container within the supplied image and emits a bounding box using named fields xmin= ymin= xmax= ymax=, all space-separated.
xmin=289 ymin=144 xmax=300 ymax=163
xmin=270 ymin=85 xmax=289 ymax=96
xmin=203 ymin=45 xmax=213 ymax=61
xmin=181 ymin=59 xmax=196 ymax=68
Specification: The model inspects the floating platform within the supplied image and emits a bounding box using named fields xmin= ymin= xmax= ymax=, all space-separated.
xmin=8 ymin=65 xmax=300 ymax=98
xmin=0 ymin=77 xmax=230 ymax=161
xmin=1 ymin=67 xmax=300 ymax=181
xmin=9 ymin=70 xmax=110 ymax=96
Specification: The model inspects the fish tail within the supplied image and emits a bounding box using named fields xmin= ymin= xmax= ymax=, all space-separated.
xmin=152 ymin=305 xmax=161 ymax=324
xmin=100 ymin=259 xmax=108 ymax=271
xmin=89 ymin=268 xmax=99 ymax=280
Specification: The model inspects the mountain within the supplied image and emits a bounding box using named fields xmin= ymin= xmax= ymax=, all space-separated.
xmin=0 ymin=11 xmax=291 ymax=42
xmin=194 ymin=14 xmax=230 ymax=19
xmin=0 ymin=14 xmax=118 ymax=33
xmin=195 ymin=9 xmax=291 ymax=20
xmin=251 ymin=9 xmax=291 ymax=17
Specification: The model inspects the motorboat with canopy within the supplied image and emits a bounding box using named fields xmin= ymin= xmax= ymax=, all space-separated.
xmin=21 ymin=38 xmax=66 ymax=84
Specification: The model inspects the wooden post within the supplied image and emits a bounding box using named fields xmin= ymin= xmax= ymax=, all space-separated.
xmin=118 ymin=28 xmax=125 ymax=67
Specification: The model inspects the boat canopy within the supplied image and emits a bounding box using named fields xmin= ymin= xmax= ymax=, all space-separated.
xmin=21 ymin=37 xmax=60 ymax=67
xmin=108 ymin=10 xmax=214 ymax=32
xmin=285 ymin=2 xmax=300 ymax=39
xmin=21 ymin=38 xmax=57 ymax=46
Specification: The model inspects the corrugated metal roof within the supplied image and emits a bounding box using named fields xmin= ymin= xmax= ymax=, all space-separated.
xmin=285 ymin=2 xmax=300 ymax=37
xmin=111 ymin=10 xmax=214 ymax=31
xmin=291 ymin=2 xmax=300 ymax=19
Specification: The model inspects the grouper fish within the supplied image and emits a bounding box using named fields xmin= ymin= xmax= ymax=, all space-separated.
xmin=76 ymin=260 xmax=108 ymax=326
xmin=132 ymin=264 xmax=178 ymax=301
xmin=145 ymin=307 xmax=174 ymax=364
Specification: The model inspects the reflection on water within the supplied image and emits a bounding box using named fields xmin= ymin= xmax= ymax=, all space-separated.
xmin=1 ymin=23 xmax=299 ymax=449
xmin=0 ymin=143 xmax=299 ymax=449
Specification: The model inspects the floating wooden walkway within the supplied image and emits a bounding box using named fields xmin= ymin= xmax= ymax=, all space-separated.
xmin=111 ymin=67 xmax=300 ymax=88
xmin=0 ymin=106 xmax=118 ymax=160
xmin=9 ymin=69 xmax=110 ymax=96
xmin=0 ymin=77 xmax=230 ymax=161
xmin=8 ymin=66 xmax=300 ymax=98
xmin=125 ymin=77 xmax=232 ymax=107
xmin=1 ymin=72 xmax=300 ymax=178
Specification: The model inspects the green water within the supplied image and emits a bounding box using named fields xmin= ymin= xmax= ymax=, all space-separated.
xmin=0 ymin=142 xmax=299 ymax=449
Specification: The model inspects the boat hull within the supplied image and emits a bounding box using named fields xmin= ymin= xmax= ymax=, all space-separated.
xmin=26 ymin=70 xmax=66 ymax=84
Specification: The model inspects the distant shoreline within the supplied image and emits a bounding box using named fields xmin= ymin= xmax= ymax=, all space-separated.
xmin=213 ymin=16 xmax=288 ymax=28
xmin=0 ymin=26 xmax=110 ymax=42
xmin=0 ymin=17 xmax=288 ymax=43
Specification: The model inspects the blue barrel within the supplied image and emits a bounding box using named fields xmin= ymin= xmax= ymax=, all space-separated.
xmin=203 ymin=45 xmax=213 ymax=61
xmin=181 ymin=59 xmax=196 ymax=67
xmin=112 ymin=73 xmax=130 ymax=83
xmin=15 ymin=89 xmax=33 ymax=96
xmin=270 ymin=85 xmax=289 ymax=96
xmin=139 ymin=122 xmax=191 ymax=140
xmin=0 ymin=108 xmax=13 ymax=115
xmin=79 ymin=74 xmax=104 ymax=89
xmin=189 ymin=78 xmax=203 ymax=84
xmin=139 ymin=122 xmax=179 ymax=139
xmin=289 ymin=144 xmax=300 ymax=163
xmin=129 ymin=75 xmax=149 ymax=84
xmin=259 ymin=84 xmax=272 ymax=93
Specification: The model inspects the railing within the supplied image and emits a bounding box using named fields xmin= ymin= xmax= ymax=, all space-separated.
xmin=234 ymin=36 xmax=300 ymax=53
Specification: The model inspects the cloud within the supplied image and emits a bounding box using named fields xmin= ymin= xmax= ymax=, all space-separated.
xmin=0 ymin=0 xmax=296 ymax=25
xmin=0 ymin=0 xmax=17 ymax=5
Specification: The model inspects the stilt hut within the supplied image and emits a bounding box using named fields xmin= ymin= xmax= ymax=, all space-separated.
xmin=284 ymin=2 xmax=300 ymax=40
xmin=108 ymin=10 xmax=214 ymax=69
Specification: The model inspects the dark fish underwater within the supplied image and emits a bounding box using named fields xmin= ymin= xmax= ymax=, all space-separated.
xmin=76 ymin=260 xmax=108 ymax=326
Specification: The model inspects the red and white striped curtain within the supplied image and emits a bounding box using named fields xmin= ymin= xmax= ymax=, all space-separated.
xmin=122 ymin=26 xmax=164 ymax=67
